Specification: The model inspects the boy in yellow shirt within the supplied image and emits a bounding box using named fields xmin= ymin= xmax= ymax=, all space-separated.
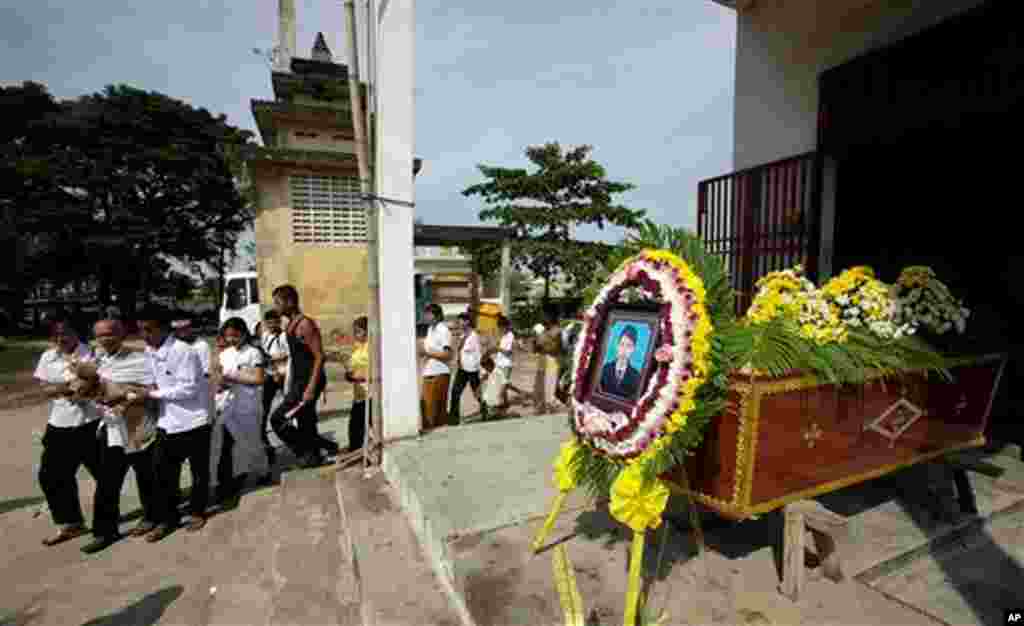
xmin=346 ymin=317 xmax=370 ymax=452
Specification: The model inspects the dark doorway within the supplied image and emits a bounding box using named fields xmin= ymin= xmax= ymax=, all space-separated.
xmin=823 ymin=0 xmax=1024 ymax=444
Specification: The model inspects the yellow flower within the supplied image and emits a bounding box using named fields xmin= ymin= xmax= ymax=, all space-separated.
xmin=609 ymin=464 xmax=670 ymax=532
xmin=553 ymin=439 xmax=581 ymax=492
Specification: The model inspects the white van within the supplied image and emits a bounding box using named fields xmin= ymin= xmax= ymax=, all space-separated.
xmin=220 ymin=271 xmax=261 ymax=335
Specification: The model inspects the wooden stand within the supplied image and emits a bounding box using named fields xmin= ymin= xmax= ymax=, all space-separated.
xmin=779 ymin=500 xmax=848 ymax=601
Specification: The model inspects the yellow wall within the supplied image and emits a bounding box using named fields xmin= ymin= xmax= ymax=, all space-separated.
xmin=253 ymin=166 xmax=370 ymax=341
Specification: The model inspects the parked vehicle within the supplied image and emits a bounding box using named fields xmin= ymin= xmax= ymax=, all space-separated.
xmin=220 ymin=271 xmax=261 ymax=335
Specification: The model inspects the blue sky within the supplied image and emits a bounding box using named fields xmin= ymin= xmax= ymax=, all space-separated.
xmin=2 ymin=0 xmax=735 ymax=266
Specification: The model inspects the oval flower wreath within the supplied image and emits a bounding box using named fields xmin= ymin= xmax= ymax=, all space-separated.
xmin=537 ymin=250 xmax=713 ymax=625
xmin=568 ymin=249 xmax=713 ymax=471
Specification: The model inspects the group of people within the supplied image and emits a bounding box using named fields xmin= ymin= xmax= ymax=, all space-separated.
xmin=33 ymin=284 xmax=343 ymax=554
xmin=417 ymin=304 xmax=581 ymax=430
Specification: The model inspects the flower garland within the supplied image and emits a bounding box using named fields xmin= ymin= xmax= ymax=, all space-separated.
xmin=821 ymin=266 xmax=914 ymax=341
xmin=568 ymin=250 xmax=712 ymax=468
xmin=893 ymin=266 xmax=970 ymax=336
xmin=746 ymin=265 xmax=847 ymax=345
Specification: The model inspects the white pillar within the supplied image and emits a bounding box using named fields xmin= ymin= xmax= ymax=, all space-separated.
xmin=500 ymin=239 xmax=511 ymax=315
xmin=375 ymin=0 xmax=419 ymax=440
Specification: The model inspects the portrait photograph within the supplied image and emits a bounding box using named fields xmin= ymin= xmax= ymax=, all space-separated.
xmin=588 ymin=306 xmax=660 ymax=414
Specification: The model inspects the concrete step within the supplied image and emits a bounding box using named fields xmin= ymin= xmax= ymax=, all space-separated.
xmin=265 ymin=468 xmax=362 ymax=626
xmin=335 ymin=467 xmax=465 ymax=626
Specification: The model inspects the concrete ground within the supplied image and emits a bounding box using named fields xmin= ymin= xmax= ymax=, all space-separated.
xmin=12 ymin=335 xmax=1022 ymax=626
xmin=382 ymin=410 xmax=1024 ymax=626
xmin=0 ymin=350 xmax=463 ymax=626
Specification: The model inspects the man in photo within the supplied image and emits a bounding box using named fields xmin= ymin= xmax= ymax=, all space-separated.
xmin=599 ymin=324 xmax=642 ymax=399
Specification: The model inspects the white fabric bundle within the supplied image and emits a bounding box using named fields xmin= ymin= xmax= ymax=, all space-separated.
xmin=98 ymin=351 xmax=153 ymax=386
xmin=97 ymin=351 xmax=156 ymax=452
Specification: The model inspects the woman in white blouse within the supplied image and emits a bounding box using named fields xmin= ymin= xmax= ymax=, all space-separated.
xmin=213 ymin=317 xmax=268 ymax=510
xmin=33 ymin=319 xmax=100 ymax=546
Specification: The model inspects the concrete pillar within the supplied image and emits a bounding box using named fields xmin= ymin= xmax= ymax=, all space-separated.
xmin=375 ymin=0 xmax=419 ymax=440
xmin=277 ymin=0 xmax=296 ymax=72
xmin=499 ymin=239 xmax=511 ymax=315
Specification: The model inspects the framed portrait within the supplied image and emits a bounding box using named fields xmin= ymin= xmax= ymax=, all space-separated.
xmin=587 ymin=304 xmax=661 ymax=416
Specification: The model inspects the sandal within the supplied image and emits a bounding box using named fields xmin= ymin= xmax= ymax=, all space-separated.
xmin=183 ymin=515 xmax=206 ymax=532
xmin=145 ymin=525 xmax=175 ymax=543
xmin=128 ymin=521 xmax=157 ymax=537
xmin=42 ymin=525 xmax=87 ymax=546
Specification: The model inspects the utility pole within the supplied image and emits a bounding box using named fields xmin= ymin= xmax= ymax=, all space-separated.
xmin=344 ymin=0 xmax=383 ymax=471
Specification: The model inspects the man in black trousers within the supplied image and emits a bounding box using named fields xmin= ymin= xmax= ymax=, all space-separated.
xmin=34 ymin=319 xmax=101 ymax=546
xmin=82 ymin=318 xmax=159 ymax=553
xmin=137 ymin=307 xmax=213 ymax=541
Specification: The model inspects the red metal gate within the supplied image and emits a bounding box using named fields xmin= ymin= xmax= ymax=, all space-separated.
xmin=697 ymin=152 xmax=818 ymax=315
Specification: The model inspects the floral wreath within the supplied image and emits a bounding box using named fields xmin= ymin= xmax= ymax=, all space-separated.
xmin=568 ymin=249 xmax=713 ymax=470
xmin=536 ymin=250 xmax=714 ymax=623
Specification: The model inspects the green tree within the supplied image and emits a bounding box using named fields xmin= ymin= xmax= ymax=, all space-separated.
xmin=7 ymin=83 xmax=255 ymax=319
xmin=0 ymin=81 xmax=63 ymax=326
xmin=462 ymin=142 xmax=644 ymax=301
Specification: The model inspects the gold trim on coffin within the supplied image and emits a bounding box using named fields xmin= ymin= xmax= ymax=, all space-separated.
xmin=745 ymin=436 xmax=985 ymax=515
xmin=665 ymin=353 xmax=1002 ymax=520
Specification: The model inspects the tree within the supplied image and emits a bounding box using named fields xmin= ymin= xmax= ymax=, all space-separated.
xmin=0 ymin=81 xmax=62 ymax=326
xmin=462 ymin=142 xmax=644 ymax=301
xmin=7 ymin=83 xmax=255 ymax=318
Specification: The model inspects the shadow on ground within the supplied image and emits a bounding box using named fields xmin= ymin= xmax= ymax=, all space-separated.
xmin=0 ymin=496 xmax=46 ymax=516
xmin=81 ymin=586 xmax=184 ymax=626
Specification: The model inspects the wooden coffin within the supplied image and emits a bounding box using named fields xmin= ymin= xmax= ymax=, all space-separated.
xmin=663 ymin=353 xmax=1007 ymax=520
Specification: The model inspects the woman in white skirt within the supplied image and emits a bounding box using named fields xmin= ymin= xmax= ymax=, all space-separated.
xmin=213 ymin=317 xmax=269 ymax=510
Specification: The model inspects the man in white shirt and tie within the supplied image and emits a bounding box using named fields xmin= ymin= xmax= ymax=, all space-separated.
xmin=137 ymin=307 xmax=212 ymax=541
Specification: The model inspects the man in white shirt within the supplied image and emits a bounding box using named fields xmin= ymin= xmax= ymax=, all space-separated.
xmin=82 ymin=318 xmax=158 ymax=554
xmin=418 ymin=303 xmax=452 ymax=431
xmin=137 ymin=307 xmax=212 ymax=541
xmin=448 ymin=311 xmax=486 ymax=425
xmin=33 ymin=319 xmax=100 ymax=547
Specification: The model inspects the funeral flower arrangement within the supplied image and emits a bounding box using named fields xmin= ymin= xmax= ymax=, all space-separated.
xmin=548 ymin=222 xmax=950 ymax=537
xmin=537 ymin=221 xmax=953 ymax=624
xmin=746 ymin=265 xmax=847 ymax=345
xmin=821 ymin=266 xmax=915 ymax=340
xmin=893 ymin=266 xmax=970 ymax=336
xmin=569 ymin=249 xmax=713 ymax=467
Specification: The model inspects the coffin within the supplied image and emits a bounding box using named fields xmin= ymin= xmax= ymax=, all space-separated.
xmin=662 ymin=353 xmax=1007 ymax=520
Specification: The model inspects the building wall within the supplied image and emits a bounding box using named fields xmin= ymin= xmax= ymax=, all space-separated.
xmin=732 ymin=0 xmax=986 ymax=170
xmin=288 ymin=129 xmax=357 ymax=153
xmin=253 ymin=166 xmax=370 ymax=339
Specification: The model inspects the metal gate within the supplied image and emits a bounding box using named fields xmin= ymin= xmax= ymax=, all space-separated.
xmin=697 ymin=152 xmax=819 ymax=315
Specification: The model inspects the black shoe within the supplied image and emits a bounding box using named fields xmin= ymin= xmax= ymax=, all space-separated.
xmin=81 ymin=535 xmax=120 ymax=554
xmin=213 ymin=495 xmax=241 ymax=513
xmin=266 ymin=446 xmax=277 ymax=467
xmin=300 ymin=452 xmax=324 ymax=468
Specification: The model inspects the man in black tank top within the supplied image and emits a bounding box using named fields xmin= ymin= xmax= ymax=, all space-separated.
xmin=268 ymin=285 xmax=339 ymax=467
